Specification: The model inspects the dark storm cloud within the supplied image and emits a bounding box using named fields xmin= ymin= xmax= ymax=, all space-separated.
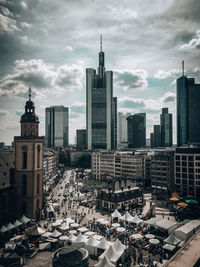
xmin=114 ymin=69 xmax=148 ymax=92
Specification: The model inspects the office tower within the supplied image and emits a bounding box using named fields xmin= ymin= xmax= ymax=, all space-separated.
xmin=153 ymin=125 xmax=161 ymax=147
xmin=160 ymin=108 xmax=172 ymax=147
xmin=117 ymin=112 xmax=131 ymax=149
xmin=76 ymin=129 xmax=87 ymax=150
xmin=150 ymin=133 xmax=154 ymax=148
xmin=86 ymin=36 xmax=116 ymax=150
xmin=112 ymin=97 xmax=117 ymax=150
xmin=177 ymin=62 xmax=200 ymax=146
xmin=127 ymin=113 xmax=146 ymax=148
xmin=14 ymin=89 xmax=44 ymax=219
xmin=45 ymin=106 xmax=69 ymax=148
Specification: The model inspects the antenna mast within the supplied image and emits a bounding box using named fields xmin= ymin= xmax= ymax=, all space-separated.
xmin=100 ymin=34 xmax=102 ymax=51
xmin=182 ymin=60 xmax=184 ymax=76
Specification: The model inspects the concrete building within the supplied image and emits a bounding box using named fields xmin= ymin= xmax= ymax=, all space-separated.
xmin=160 ymin=107 xmax=172 ymax=147
xmin=86 ymin=36 xmax=117 ymax=150
xmin=76 ymin=129 xmax=87 ymax=150
xmin=92 ymin=151 xmax=144 ymax=185
xmin=45 ymin=106 xmax=69 ymax=148
xmin=0 ymin=150 xmax=15 ymax=226
xmin=127 ymin=113 xmax=146 ymax=148
xmin=14 ymin=89 xmax=44 ymax=219
xmin=177 ymin=69 xmax=200 ymax=146
xmin=174 ymin=147 xmax=200 ymax=199
xmin=117 ymin=112 xmax=131 ymax=149
xmin=43 ymin=149 xmax=57 ymax=183
xmin=97 ymin=179 xmax=143 ymax=211
xmin=151 ymin=149 xmax=175 ymax=195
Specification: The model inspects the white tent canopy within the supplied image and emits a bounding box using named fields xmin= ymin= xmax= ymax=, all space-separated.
xmin=86 ymin=235 xmax=98 ymax=247
xmin=94 ymin=256 xmax=115 ymax=267
xmin=175 ymin=220 xmax=200 ymax=241
xmin=96 ymin=237 xmax=111 ymax=250
xmin=78 ymin=227 xmax=89 ymax=233
xmin=31 ymin=227 xmax=46 ymax=236
xmin=14 ymin=220 xmax=22 ymax=227
xmin=42 ymin=231 xmax=52 ymax=238
xmin=130 ymin=233 xmax=143 ymax=241
xmin=50 ymin=229 xmax=62 ymax=238
xmin=155 ymin=219 xmax=178 ymax=234
xmin=99 ymin=245 xmax=121 ymax=264
xmin=7 ymin=223 xmax=16 ymax=231
xmin=20 ymin=215 xmax=31 ymax=224
xmin=131 ymin=214 xmax=143 ymax=224
xmin=163 ymin=244 xmax=176 ymax=252
xmin=111 ymin=209 xmax=121 ymax=218
xmin=73 ymin=233 xmax=88 ymax=243
xmin=120 ymin=211 xmax=134 ymax=222
xmin=164 ymin=233 xmax=181 ymax=246
xmin=68 ymin=233 xmax=76 ymax=241
xmin=112 ymin=238 xmax=126 ymax=253
xmin=59 ymin=236 xmax=68 ymax=241
xmin=0 ymin=225 xmax=8 ymax=233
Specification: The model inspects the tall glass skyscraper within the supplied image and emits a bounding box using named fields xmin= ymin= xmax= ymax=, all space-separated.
xmin=45 ymin=106 xmax=69 ymax=148
xmin=160 ymin=107 xmax=172 ymax=147
xmin=127 ymin=113 xmax=146 ymax=148
xmin=86 ymin=37 xmax=117 ymax=150
xmin=177 ymin=76 xmax=200 ymax=146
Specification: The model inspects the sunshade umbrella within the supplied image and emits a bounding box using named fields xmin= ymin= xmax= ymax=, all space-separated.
xmin=170 ymin=197 xmax=179 ymax=201
xmin=186 ymin=194 xmax=194 ymax=198
xmin=185 ymin=199 xmax=199 ymax=204
xmin=112 ymin=223 xmax=120 ymax=228
xmin=172 ymin=192 xmax=180 ymax=197
xmin=116 ymin=227 xmax=126 ymax=233
xmin=178 ymin=202 xmax=188 ymax=207
xmin=149 ymin=239 xmax=160 ymax=245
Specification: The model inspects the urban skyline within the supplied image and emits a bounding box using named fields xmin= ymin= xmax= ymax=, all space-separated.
xmin=0 ymin=0 xmax=200 ymax=145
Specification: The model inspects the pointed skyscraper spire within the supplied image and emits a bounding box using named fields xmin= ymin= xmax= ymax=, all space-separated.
xmin=182 ymin=60 xmax=184 ymax=76
xmin=100 ymin=34 xmax=102 ymax=52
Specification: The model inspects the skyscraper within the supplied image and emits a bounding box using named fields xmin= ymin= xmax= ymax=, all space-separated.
xmin=127 ymin=113 xmax=146 ymax=148
xmin=76 ymin=129 xmax=87 ymax=150
xmin=160 ymin=107 xmax=172 ymax=147
xmin=117 ymin=112 xmax=131 ymax=149
xmin=14 ymin=89 xmax=44 ymax=219
xmin=177 ymin=64 xmax=200 ymax=146
xmin=86 ymin=36 xmax=117 ymax=150
xmin=45 ymin=106 xmax=69 ymax=148
xmin=153 ymin=125 xmax=161 ymax=147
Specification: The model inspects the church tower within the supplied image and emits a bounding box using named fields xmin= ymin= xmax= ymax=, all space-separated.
xmin=14 ymin=88 xmax=44 ymax=219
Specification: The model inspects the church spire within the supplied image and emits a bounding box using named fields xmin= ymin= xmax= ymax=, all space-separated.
xmin=100 ymin=34 xmax=102 ymax=52
xmin=29 ymin=87 xmax=32 ymax=101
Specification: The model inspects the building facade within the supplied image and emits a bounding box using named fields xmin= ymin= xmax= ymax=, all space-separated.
xmin=151 ymin=149 xmax=174 ymax=195
xmin=43 ymin=149 xmax=57 ymax=187
xmin=76 ymin=129 xmax=87 ymax=150
xmin=92 ymin=151 xmax=144 ymax=184
xmin=174 ymin=147 xmax=200 ymax=199
xmin=177 ymin=75 xmax=200 ymax=146
xmin=117 ymin=112 xmax=131 ymax=149
xmin=127 ymin=113 xmax=146 ymax=148
xmin=45 ymin=106 xmax=69 ymax=148
xmin=153 ymin=125 xmax=161 ymax=147
xmin=86 ymin=38 xmax=117 ymax=150
xmin=160 ymin=107 xmax=172 ymax=147
xmin=0 ymin=150 xmax=15 ymax=226
xmin=14 ymin=89 xmax=44 ymax=219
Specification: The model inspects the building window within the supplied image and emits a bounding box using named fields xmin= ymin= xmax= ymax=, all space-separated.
xmin=22 ymin=175 xmax=27 ymax=195
xmin=37 ymin=174 xmax=40 ymax=194
xmin=22 ymin=152 xmax=27 ymax=169
xmin=37 ymin=145 xmax=40 ymax=168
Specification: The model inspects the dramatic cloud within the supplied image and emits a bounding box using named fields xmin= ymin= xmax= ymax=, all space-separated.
xmin=114 ymin=69 xmax=148 ymax=92
xmin=162 ymin=92 xmax=176 ymax=103
xmin=0 ymin=59 xmax=84 ymax=97
xmin=180 ymin=29 xmax=200 ymax=50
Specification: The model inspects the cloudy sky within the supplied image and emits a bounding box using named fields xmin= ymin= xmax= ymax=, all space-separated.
xmin=0 ymin=0 xmax=200 ymax=145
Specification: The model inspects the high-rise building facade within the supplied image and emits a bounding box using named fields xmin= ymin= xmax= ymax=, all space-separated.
xmin=117 ymin=112 xmax=131 ymax=149
xmin=160 ymin=107 xmax=172 ymax=147
xmin=86 ymin=37 xmax=117 ymax=150
xmin=153 ymin=125 xmax=161 ymax=147
xmin=14 ymin=89 xmax=44 ymax=219
xmin=45 ymin=106 xmax=69 ymax=148
xmin=127 ymin=113 xmax=146 ymax=148
xmin=76 ymin=129 xmax=87 ymax=150
xmin=177 ymin=75 xmax=200 ymax=146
